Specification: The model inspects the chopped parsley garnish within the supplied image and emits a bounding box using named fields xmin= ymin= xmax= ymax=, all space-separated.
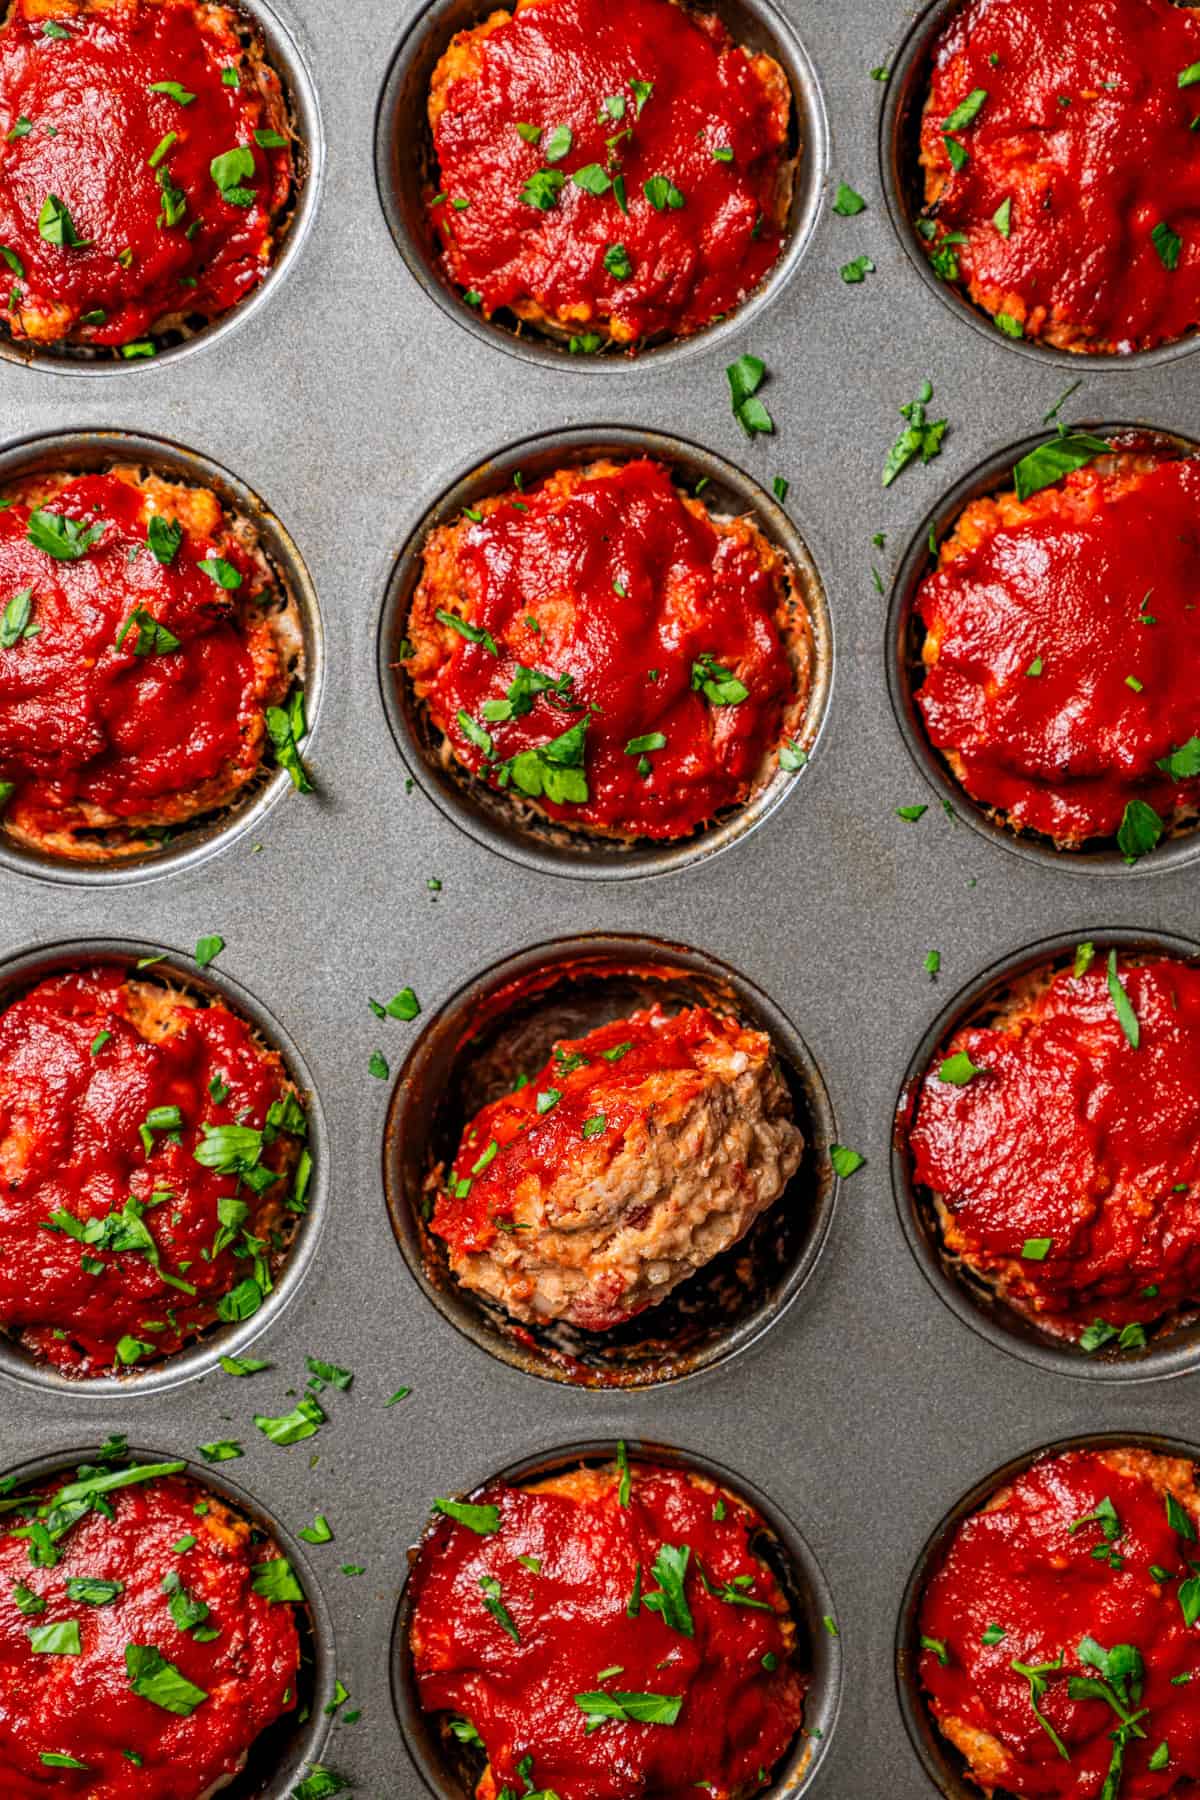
xmin=265 ymin=687 xmax=313 ymax=793
xmin=993 ymin=197 xmax=1012 ymax=236
xmin=1116 ymin=797 xmax=1163 ymax=862
xmin=691 ymin=652 xmax=748 ymax=704
xmin=0 ymin=587 xmax=35 ymax=648
xmin=1152 ymin=220 xmax=1182 ymax=271
xmin=604 ymin=242 xmax=633 ymax=280
xmin=480 ymin=1573 xmax=519 ymax=1640
xmin=982 ymin=1623 xmax=1006 ymax=1645
xmin=832 ymin=183 xmax=866 ymax=216
xmin=194 ymin=934 xmax=223 ymax=968
xmin=643 ymin=174 xmax=684 ymax=210
xmin=505 ymin=715 xmax=590 ymax=805
xmin=147 ymin=514 xmax=182 ymax=565
xmin=1012 ymin=432 xmax=1112 ymax=501
xmin=254 ymin=1395 xmax=325 ymax=1446
xmin=616 ymin=1440 xmax=632 ymax=1506
xmin=543 ymin=124 xmax=572 ymax=162
xmin=37 ymin=194 xmax=89 ymax=248
xmin=841 ymin=255 xmax=875 ymax=284
xmin=920 ymin=1634 xmax=949 ymax=1665
xmin=943 ymin=88 xmax=988 ymax=129
xmin=125 ymin=1643 xmax=208 ymax=1714
xmin=27 ymin=509 xmax=103 ymax=560
xmin=436 ymin=608 xmax=498 ymax=655
xmin=882 ymin=381 xmax=947 ymax=485
xmin=65 ymin=1576 xmax=123 ymax=1605
xmin=574 ymin=1690 xmax=682 ymax=1728
xmin=1105 ymin=950 xmax=1139 ymax=1048
xmin=252 ymin=1557 xmax=304 ymax=1603
xmin=1081 ymin=1318 xmax=1119 ymax=1352
xmin=643 ymin=1544 xmax=693 ymax=1636
xmin=1010 ymin=1654 xmax=1069 ymax=1760
xmin=726 ymin=354 xmax=773 ymax=435
xmin=149 ymin=81 xmax=195 ymax=105
xmin=433 ymin=1497 xmax=500 ymax=1534
xmin=581 ymin=1113 xmax=607 ymax=1138
xmin=830 ymin=1144 xmax=864 ymax=1178
xmin=197 ymin=1441 xmax=243 ymax=1462
xmin=1156 ymin=736 xmax=1200 ymax=779
xmin=115 ymin=606 xmax=180 ymax=657
xmin=1022 ymin=1237 xmax=1052 ymax=1261
xmin=30 ymin=1620 xmax=81 ymax=1654
xmin=210 ymin=146 xmax=257 ymax=206
xmin=197 ymin=555 xmax=241 ymax=590
xmin=521 ymin=168 xmax=565 ymax=209
xmin=938 ymin=1050 xmax=982 ymax=1085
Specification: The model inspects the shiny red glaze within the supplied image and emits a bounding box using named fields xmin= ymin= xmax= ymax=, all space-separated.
xmin=922 ymin=0 xmax=1200 ymax=352
xmin=415 ymin=460 xmax=797 ymax=840
xmin=409 ymin=1462 xmax=804 ymax=1800
xmin=0 ymin=0 xmax=293 ymax=347
xmin=427 ymin=0 xmax=789 ymax=342
xmin=919 ymin=1448 xmax=1200 ymax=1798
xmin=0 ymin=964 xmax=297 ymax=1373
xmin=434 ymin=1004 xmax=716 ymax=1261
xmin=908 ymin=957 xmax=1200 ymax=1338
xmin=0 ymin=1468 xmax=299 ymax=1798
xmin=915 ymin=453 xmax=1200 ymax=842
xmin=0 ymin=473 xmax=258 ymax=834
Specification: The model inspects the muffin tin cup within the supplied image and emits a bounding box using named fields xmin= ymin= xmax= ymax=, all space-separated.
xmin=373 ymin=0 xmax=828 ymax=371
xmin=0 ymin=426 xmax=324 ymax=887
xmin=376 ymin=424 xmax=832 ymax=881
xmin=895 ymin=1429 xmax=1200 ymax=1800
xmin=0 ymin=936 xmax=328 ymax=1397
xmin=391 ymin=1437 xmax=842 ymax=1800
xmin=0 ymin=1439 xmax=337 ymax=1799
xmin=0 ymin=0 xmax=324 ymax=376
xmin=892 ymin=926 xmax=1200 ymax=1384
xmin=885 ymin=422 xmax=1200 ymax=877
xmin=877 ymin=0 xmax=1200 ymax=370
xmin=383 ymin=931 xmax=839 ymax=1389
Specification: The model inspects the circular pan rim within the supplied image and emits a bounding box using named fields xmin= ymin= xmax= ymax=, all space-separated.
xmin=895 ymin=1428 xmax=1200 ymax=1800
xmin=376 ymin=424 xmax=832 ymax=883
xmin=877 ymin=0 xmax=1200 ymax=371
xmin=390 ymin=1436 xmax=842 ymax=1800
xmin=0 ymin=424 xmax=324 ymax=888
xmin=0 ymin=1437 xmax=337 ymax=1799
xmin=371 ymin=0 xmax=829 ymax=374
xmin=0 ymin=935 xmax=328 ymax=1397
xmin=382 ymin=930 xmax=840 ymax=1390
xmin=884 ymin=421 xmax=1200 ymax=878
xmin=891 ymin=925 xmax=1200 ymax=1385
xmin=0 ymin=0 xmax=325 ymax=379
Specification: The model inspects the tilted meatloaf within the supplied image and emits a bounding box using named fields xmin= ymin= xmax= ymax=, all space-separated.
xmin=918 ymin=1446 xmax=1200 ymax=1799
xmin=0 ymin=0 xmax=296 ymax=352
xmin=428 ymin=1001 xmax=803 ymax=1331
xmin=0 ymin=464 xmax=302 ymax=860
xmin=404 ymin=458 xmax=812 ymax=844
xmin=425 ymin=0 xmax=794 ymax=348
xmin=914 ymin=443 xmax=1200 ymax=849
xmin=918 ymin=0 xmax=1200 ymax=354
xmin=0 ymin=1455 xmax=302 ymax=1798
xmin=0 ymin=962 xmax=309 ymax=1375
xmin=409 ymin=1457 xmax=805 ymax=1800
xmin=907 ymin=951 xmax=1200 ymax=1349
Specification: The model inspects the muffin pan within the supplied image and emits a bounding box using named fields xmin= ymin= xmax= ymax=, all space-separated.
xmin=4 ymin=0 xmax=1200 ymax=1794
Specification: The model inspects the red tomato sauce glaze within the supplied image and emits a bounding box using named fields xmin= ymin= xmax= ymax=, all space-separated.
xmin=434 ymin=1005 xmax=721 ymax=1270
xmin=0 ymin=0 xmax=294 ymax=349
xmin=0 ymin=964 xmax=306 ymax=1374
xmin=407 ymin=460 xmax=802 ymax=841
xmin=0 ymin=1461 xmax=300 ymax=1798
xmin=409 ymin=1460 xmax=805 ymax=1800
xmin=919 ymin=0 xmax=1200 ymax=351
xmin=426 ymin=0 xmax=791 ymax=343
xmin=919 ymin=1447 xmax=1200 ymax=1798
xmin=914 ymin=448 xmax=1200 ymax=845
xmin=908 ymin=955 xmax=1200 ymax=1342
xmin=0 ymin=472 xmax=263 ymax=847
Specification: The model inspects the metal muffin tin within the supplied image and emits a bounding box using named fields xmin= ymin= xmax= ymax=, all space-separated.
xmin=3 ymin=0 xmax=1199 ymax=1792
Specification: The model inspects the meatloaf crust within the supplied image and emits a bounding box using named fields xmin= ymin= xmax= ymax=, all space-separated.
xmin=428 ymin=1001 xmax=804 ymax=1331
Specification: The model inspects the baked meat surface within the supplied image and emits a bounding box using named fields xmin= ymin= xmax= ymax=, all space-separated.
xmin=914 ymin=445 xmax=1200 ymax=848
xmin=918 ymin=0 xmax=1200 ymax=354
xmin=0 ymin=962 xmax=309 ymax=1374
xmin=409 ymin=1458 xmax=805 ymax=1800
xmin=404 ymin=457 xmax=812 ymax=844
xmin=919 ymin=1446 xmax=1200 ymax=1798
xmin=429 ymin=1001 xmax=803 ymax=1331
xmin=0 ymin=0 xmax=296 ymax=351
xmin=0 ymin=464 xmax=302 ymax=860
xmin=425 ymin=0 xmax=793 ymax=347
xmin=0 ymin=1456 xmax=302 ymax=1798
xmin=907 ymin=952 xmax=1200 ymax=1347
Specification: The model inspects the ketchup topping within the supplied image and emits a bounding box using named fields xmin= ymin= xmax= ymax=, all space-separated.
xmin=434 ymin=1005 xmax=727 ymax=1263
xmin=0 ymin=0 xmax=293 ymax=348
xmin=0 ymin=471 xmax=262 ymax=842
xmin=409 ymin=1462 xmax=804 ymax=1800
xmin=0 ymin=1466 xmax=300 ymax=1799
xmin=0 ymin=964 xmax=304 ymax=1374
xmin=409 ymin=460 xmax=799 ymax=841
xmin=921 ymin=0 xmax=1200 ymax=352
xmin=919 ymin=1448 xmax=1200 ymax=1799
xmin=908 ymin=956 xmax=1200 ymax=1339
xmin=915 ymin=451 xmax=1200 ymax=843
xmin=427 ymin=0 xmax=789 ymax=342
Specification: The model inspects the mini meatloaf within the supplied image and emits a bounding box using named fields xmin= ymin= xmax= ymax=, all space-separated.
xmin=0 ymin=0 xmax=297 ymax=353
xmin=0 ymin=962 xmax=310 ymax=1375
xmin=907 ymin=950 xmax=1200 ymax=1349
xmin=404 ymin=458 xmax=812 ymax=843
xmin=409 ymin=1456 xmax=805 ymax=1800
xmin=425 ymin=0 xmax=794 ymax=347
xmin=428 ymin=1002 xmax=803 ymax=1332
xmin=918 ymin=0 xmax=1200 ymax=353
xmin=0 ymin=1454 xmax=303 ymax=1798
xmin=0 ymin=464 xmax=303 ymax=860
xmin=918 ymin=1445 xmax=1200 ymax=1798
xmin=914 ymin=441 xmax=1200 ymax=850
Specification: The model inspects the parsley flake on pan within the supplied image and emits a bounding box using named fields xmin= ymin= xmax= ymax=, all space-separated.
xmin=726 ymin=355 xmax=773 ymax=436
xmin=882 ymin=381 xmax=947 ymax=486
